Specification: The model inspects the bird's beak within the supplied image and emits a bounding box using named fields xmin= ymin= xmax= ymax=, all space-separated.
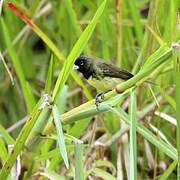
xmin=73 ymin=65 xmax=79 ymax=70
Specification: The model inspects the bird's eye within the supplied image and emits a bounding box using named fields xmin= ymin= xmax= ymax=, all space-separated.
xmin=80 ymin=62 xmax=84 ymax=65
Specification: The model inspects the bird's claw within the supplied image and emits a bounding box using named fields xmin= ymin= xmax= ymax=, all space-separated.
xmin=95 ymin=92 xmax=105 ymax=110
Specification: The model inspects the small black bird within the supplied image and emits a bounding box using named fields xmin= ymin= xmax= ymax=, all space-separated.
xmin=73 ymin=55 xmax=133 ymax=92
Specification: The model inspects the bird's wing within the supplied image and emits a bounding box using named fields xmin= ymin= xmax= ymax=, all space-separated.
xmin=97 ymin=62 xmax=134 ymax=80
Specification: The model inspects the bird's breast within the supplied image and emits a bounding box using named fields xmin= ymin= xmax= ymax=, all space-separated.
xmin=87 ymin=76 xmax=124 ymax=92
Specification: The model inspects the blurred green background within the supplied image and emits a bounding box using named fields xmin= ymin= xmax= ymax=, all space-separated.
xmin=0 ymin=0 xmax=179 ymax=179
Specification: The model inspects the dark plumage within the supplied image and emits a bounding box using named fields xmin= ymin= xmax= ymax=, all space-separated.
xmin=73 ymin=55 xmax=133 ymax=91
xmin=74 ymin=55 xmax=94 ymax=79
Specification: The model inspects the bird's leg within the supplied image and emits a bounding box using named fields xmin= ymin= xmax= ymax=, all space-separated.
xmin=95 ymin=92 xmax=105 ymax=110
xmin=95 ymin=90 xmax=111 ymax=109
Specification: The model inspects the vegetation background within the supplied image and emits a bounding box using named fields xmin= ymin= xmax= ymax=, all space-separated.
xmin=0 ymin=0 xmax=179 ymax=179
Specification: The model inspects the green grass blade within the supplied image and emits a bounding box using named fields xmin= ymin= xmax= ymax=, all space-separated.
xmin=1 ymin=1 xmax=179 ymax=179
xmin=126 ymin=0 xmax=143 ymax=47
xmin=173 ymin=44 xmax=180 ymax=179
xmin=129 ymin=89 xmax=137 ymax=180
xmin=52 ymin=0 xmax=107 ymax=100
xmin=0 ymin=108 xmax=42 ymax=179
xmin=55 ymin=85 xmax=68 ymax=114
xmin=0 ymin=50 xmax=14 ymax=85
xmin=142 ymin=44 xmax=170 ymax=68
xmin=133 ymin=0 xmax=163 ymax=73
xmin=112 ymin=108 xmax=178 ymax=161
xmin=35 ymin=149 xmax=59 ymax=162
xmin=6 ymin=2 xmax=93 ymax=101
xmin=45 ymin=54 xmax=54 ymax=94
xmin=0 ymin=125 xmax=15 ymax=144
xmin=159 ymin=160 xmax=178 ymax=180
xmin=91 ymin=168 xmax=116 ymax=180
xmin=52 ymin=104 xmax=69 ymax=168
xmin=0 ymin=17 xmax=36 ymax=112
xmin=26 ymin=108 xmax=51 ymax=144
xmin=115 ymin=44 xmax=172 ymax=94
xmin=158 ymin=87 xmax=176 ymax=111
xmin=94 ymin=160 xmax=116 ymax=175
xmin=163 ymin=1 xmax=178 ymax=43
xmin=0 ymin=139 xmax=9 ymax=162
xmin=64 ymin=0 xmax=82 ymax=37
xmin=99 ymin=9 xmax=110 ymax=59
xmin=67 ymin=118 xmax=91 ymax=138
xmin=74 ymin=140 xmax=84 ymax=180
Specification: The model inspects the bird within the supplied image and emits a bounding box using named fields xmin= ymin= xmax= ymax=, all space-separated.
xmin=73 ymin=55 xmax=134 ymax=107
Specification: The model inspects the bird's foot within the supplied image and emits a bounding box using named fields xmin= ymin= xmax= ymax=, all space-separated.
xmin=95 ymin=92 xmax=105 ymax=110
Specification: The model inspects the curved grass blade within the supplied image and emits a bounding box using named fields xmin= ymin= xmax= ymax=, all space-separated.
xmin=6 ymin=2 xmax=64 ymax=62
xmin=52 ymin=104 xmax=69 ymax=168
xmin=52 ymin=0 xmax=107 ymax=100
xmin=112 ymin=108 xmax=178 ymax=161
xmin=6 ymin=2 xmax=92 ymax=100
xmin=0 ymin=107 xmax=42 ymax=179
xmin=159 ymin=160 xmax=178 ymax=180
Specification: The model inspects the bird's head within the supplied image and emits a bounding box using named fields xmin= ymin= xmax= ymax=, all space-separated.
xmin=73 ymin=55 xmax=93 ymax=79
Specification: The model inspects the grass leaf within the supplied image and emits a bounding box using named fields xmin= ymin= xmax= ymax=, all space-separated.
xmin=74 ymin=140 xmax=84 ymax=180
xmin=52 ymin=0 xmax=107 ymax=100
xmin=0 ymin=107 xmax=42 ymax=179
xmin=45 ymin=54 xmax=54 ymax=94
xmin=52 ymin=104 xmax=69 ymax=168
xmin=0 ymin=17 xmax=36 ymax=112
xmin=129 ymin=89 xmax=137 ymax=180
xmin=112 ymin=108 xmax=178 ymax=161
